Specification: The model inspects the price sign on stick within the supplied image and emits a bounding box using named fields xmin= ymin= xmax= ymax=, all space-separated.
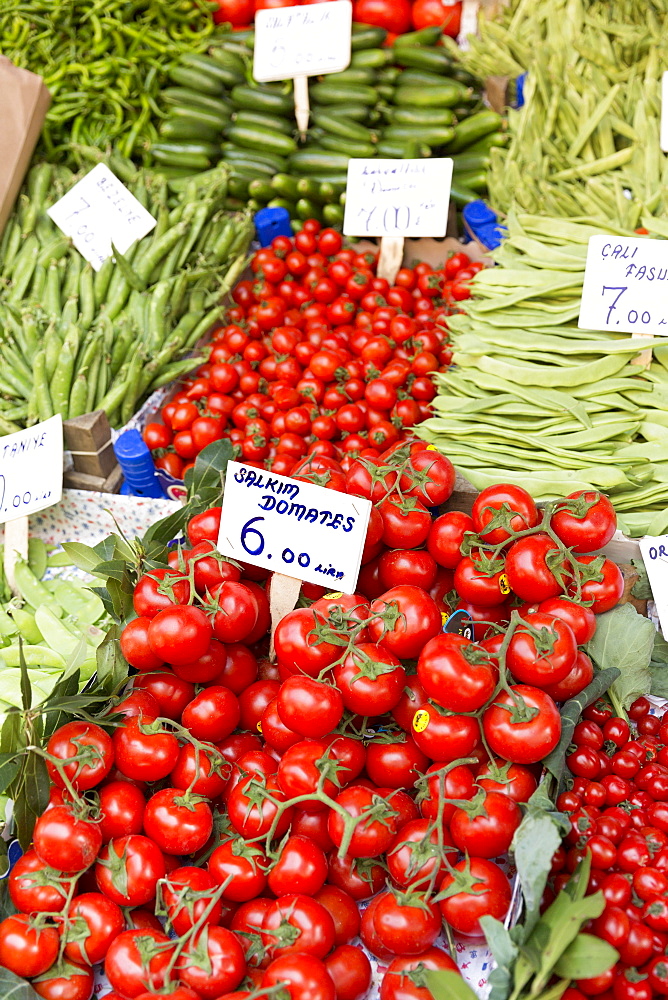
xmin=0 ymin=416 xmax=64 ymax=593
xmin=640 ymin=535 xmax=668 ymax=639
xmin=217 ymin=461 xmax=371 ymax=596
xmin=343 ymin=158 xmax=453 ymax=284
xmin=253 ymin=1 xmax=352 ymax=136
xmin=48 ymin=164 xmax=156 ymax=271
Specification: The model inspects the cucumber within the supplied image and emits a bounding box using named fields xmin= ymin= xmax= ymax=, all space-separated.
xmin=288 ymin=150 xmax=351 ymax=175
xmin=222 ymin=144 xmax=287 ymax=172
xmin=162 ymin=88 xmax=232 ymax=116
xmin=393 ymin=84 xmax=467 ymax=108
xmin=233 ymin=110 xmax=294 ymax=135
xmin=160 ymin=118 xmax=220 ymax=142
xmin=351 ymin=48 xmax=391 ymax=68
xmin=394 ymin=69 xmax=463 ymax=88
xmin=309 ymin=82 xmax=378 ymax=105
xmin=169 ymin=103 xmax=231 ymax=129
xmin=376 ymin=139 xmax=428 ymax=159
xmin=450 ymin=179 xmax=478 ymax=207
xmin=350 ymin=25 xmax=387 ymax=49
xmin=455 ymin=132 xmax=509 ymax=155
xmin=377 ymin=67 xmax=402 ymax=84
xmin=296 ymin=198 xmax=323 ymax=222
xmin=376 ymin=84 xmax=395 ymax=101
xmin=451 ymin=168 xmax=487 ymax=193
xmin=452 ymin=153 xmax=492 ymax=173
xmin=450 ymin=67 xmax=480 ymax=87
xmin=267 ymin=198 xmax=295 ymax=213
xmin=319 ymin=181 xmax=342 ymax=202
xmin=231 ymin=84 xmax=294 ymax=115
xmin=169 ymin=65 xmax=222 ymax=96
xmin=225 ymin=124 xmax=297 ymax=156
xmin=388 ymin=106 xmax=455 ymax=127
xmin=317 ymin=134 xmax=376 ymax=157
xmin=299 ymin=173 xmax=347 ymax=188
xmin=445 ymin=110 xmax=503 ymax=153
xmin=311 ymin=103 xmax=370 ymax=122
xmin=180 ymin=52 xmax=245 ymax=88
xmin=229 ymin=175 xmax=251 ymax=198
xmin=211 ymin=39 xmax=252 ymax=58
xmin=271 ymin=173 xmax=301 ymax=199
xmin=383 ymin=125 xmax=455 ymax=147
xmin=311 ymin=111 xmax=374 ymax=142
xmin=151 ymin=143 xmax=214 ymax=169
xmin=322 ymin=67 xmax=377 ymax=85
xmin=322 ymin=203 xmax=344 ymax=227
xmin=208 ymin=48 xmax=248 ymax=73
xmin=297 ymin=177 xmax=328 ymax=204
xmin=224 ymin=157 xmax=276 ymax=177
xmin=393 ymin=47 xmax=453 ymax=73
xmin=248 ymin=178 xmax=275 ymax=202
xmin=392 ymin=26 xmax=443 ymax=47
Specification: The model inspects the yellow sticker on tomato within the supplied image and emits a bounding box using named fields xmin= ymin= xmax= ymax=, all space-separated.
xmin=426 ymin=445 xmax=437 ymax=451
xmin=499 ymin=573 xmax=511 ymax=595
xmin=324 ymin=592 xmax=343 ymax=600
xmin=413 ymin=709 xmax=430 ymax=733
xmin=256 ymin=721 xmax=263 ymax=734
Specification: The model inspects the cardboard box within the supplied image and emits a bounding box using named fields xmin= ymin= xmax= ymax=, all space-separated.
xmin=0 ymin=57 xmax=51 ymax=237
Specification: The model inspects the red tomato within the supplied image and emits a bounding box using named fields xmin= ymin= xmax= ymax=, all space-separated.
xmin=46 ymin=721 xmax=113 ymax=790
xmin=506 ymin=612 xmax=577 ymax=685
xmin=417 ymin=633 xmax=496 ymax=713
xmin=380 ymin=949 xmax=459 ymax=1000
xmin=0 ymin=915 xmax=59 ymax=978
xmin=439 ymin=858 xmax=512 ymax=936
xmin=95 ymin=835 xmax=166 ymax=907
xmin=262 ymin=953 xmax=335 ymax=1000
xmin=105 ymin=928 xmax=175 ymax=997
xmin=33 ymin=806 xmax=102 ymax=873
xmin=550 ymin=491 xmax=617 ymax=553
xmin=368 ymin=585 xmax=441 ymax=659
xmin=63 ymin=892 xmax=125 ymax=965
xmin=482 ymin=685 xmax=561 ymax=764
xmin=268 ymin=835 xmax=328 ymax=897
xmin=428 ymin=511 xmax=474 ymax=568
xmin=326 ymin=945 xmax=372 ymax=1000
xmin=9 ymin=849 xmax=75 ymax=914
xmin=450 ymin=790 xmax=522 ymax=858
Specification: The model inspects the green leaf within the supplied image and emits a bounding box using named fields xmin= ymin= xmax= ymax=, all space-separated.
xmin=0 ymin=754 xmax=20 ymax=794
xmin=553 ymin=934 xmax=619 ymax=980
xmin=512 ymin=803 xmax=563 ymax=937
xmin=60 ymin=541 xmax=103 ymax=574
xmin=425 ymin=970 xmax=478 ymax=1000
xmin=543 ymin=667 xmax=620 ymax=783
xmin=95 ymin=626 xmax=127 ymax=695
xmin=18 ymin=642 xmax=30 ymax=712
xmin=0 ymin=712 xmax=24 ymax=754
xmin=631 ymin=558 xmax=652 ymax=599
xmin=184 ymin=437 xmax=234 ymax=513
xmin=586 ymin=604 xmax=656 ymax=710
xmin=0 ymin=967 xmax=41 ymax=999
xmin=479 ymin=915 xmax=518 ymax=1000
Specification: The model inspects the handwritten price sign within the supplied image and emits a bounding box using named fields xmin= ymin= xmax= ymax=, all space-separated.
xmin=343 ymin=158 xmax=453 ymax=238
xmin=217 ymin=462 xmax=371 ymax=594
xmin=48 ymin=164 xmax=156 ymax=271
xmin=579 ymin=235 xmax=668 ymax=336
xmin=253 ymin=1 xmax=352 ymax=83
xmin=0 ymin=416 xmax=63 ymax=525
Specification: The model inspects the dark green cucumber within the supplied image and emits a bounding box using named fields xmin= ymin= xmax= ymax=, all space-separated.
xmin=268 ymin=198 xmax=295 ymax=212
xmin=162 ymin=88 xmax=231 ymax=115
xmin=376 ymin=84 xmax=395 ymax=101
xmin=322 ymin=203 xmax=344 ymax=226
xmin=169 ymin=103 xmax=231 ymax=129
xmin=271 ymin=173 xmax=301 ymax=199
xmin=151 ymin=142 xmax=215 ymax=168
xmin=288 ymin=150 xmax=351 ymax=175
xmin=181 ymin=52 xmax=245 ymax=87
xmin=160 ymin=118 xmax=220 ymax=142
xmin=229 ymin=175 xmax=251 ymax=198
xmin=394 ymin=69 xmax=464 ymax=88
xmin=311 ymin=103 xmax=370 ymax=121
xmin=449 ymin=179 xmax=478 ymax=206
xmin=388 ymin=106 xmax=455 ymax=126
xmin=446 ymin=110 xmax=503 ymax=152
xmin=323 ymin=67 xmax=377 ymax=85
xmin=311 ymin=111 xmax=374 ymax=142
xmin=450 ymin=67 xmax=480 ymax=87
xmin=392 ymin=26 xmax=443 ymax=46
xmin=169 ymin=66 xmax=222 ymax=96
xmin=225 ymin=124 xmax=297 ymax=156
xmin=299 ymin=173 xmax=348 ymax=189
xmin=376 ymin=139 xmax=429 ymax=159
xmin=297 ymin=177 xmax=328 ymax=204
xmin=233 ymin=110 xmax=295 ymax=135
xmin=317 ymin=134 xmax=376 ymax=157
xmin=296 ymin=198 xmax=323 ymax=221
xmin=231 ymin=85 xmax=294 ymax=115
xmin=211 ymin=39 xmax=252 ymax=58
xmin=451 ymin=168 xmax=487 ymax=192
xmin=452 ymin=153 xmax=492 ymax=173
xmin=309 ymin=82 xmax=377 ymax=105
xmin=393 ymin=47 xmax=453 ymax=73
xmin=458 ymin=131 xmax=509 ymax=154
xmin=224 ymin=156 xmax=276 ymax=177
xmin=351 ymin=48 xmax=391 ymax=68
xmin=248 ymin=177 xmax=275 ymax=202
xmin=350 ymin=25 xmax=387 ymax=49
xmin=383 ymin=125 xmax=455 ymax=147
xmin=208 ymin=48 xmax=248 ymax=73
xmin=393 ymin=84 xmax=468 ymax=108
xmin=222 ymin=144 xmax=287 ymax=172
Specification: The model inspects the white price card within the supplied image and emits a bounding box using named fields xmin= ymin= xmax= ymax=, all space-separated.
xmin=47 ymin=164 xmax=156 ymax=272
xmin=0 ymin=416 xmax=63 ymax=525
xmin=343 ymin=159 xmax=453 ymax=238
xmin=253 ymin=1 xmax=352 ymax=83
xmin=217 ymin=461 xmax=372 ymax=595
xmin=640 ymin=535 xmax=668 ymax=638
xmin=578 ymin=235 xmax=668 ymax=336
xmin=661 ymin=72 xmax=668 ymax=152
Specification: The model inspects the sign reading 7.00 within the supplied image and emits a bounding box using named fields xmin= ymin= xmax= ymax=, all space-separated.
xmin=579 ymin=235 xmax=668 ymax=336
xmin=217 ymin=462 xmax=372 ymax=595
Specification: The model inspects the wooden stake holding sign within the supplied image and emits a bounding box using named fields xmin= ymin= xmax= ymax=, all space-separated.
xmin=0 ymin=416 xmax=64 ymax=594
xmin=342 ymin=159 xmax=454 ymax=286
xmin=253 ymin=2 xmax=353 ymax=139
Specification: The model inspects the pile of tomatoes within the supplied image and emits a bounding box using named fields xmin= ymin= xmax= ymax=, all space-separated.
xmin=0 ymin=441 xmax=628 ymax=1000
xmin=143 ymin=222 xmax=479 ymax=482
xmin=556 ymin=698 xmax=668 ymax=1000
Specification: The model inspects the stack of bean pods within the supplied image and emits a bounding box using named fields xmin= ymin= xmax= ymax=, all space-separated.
xmin=0 ymin=158 xmax=254 ymax=430
xmin=149 ymin=24 xmax=503 ymax=226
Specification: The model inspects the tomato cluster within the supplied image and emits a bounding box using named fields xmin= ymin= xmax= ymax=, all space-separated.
xmin=555 ymin=699 xmax=668 ymax=1000
xmin=1 ymin=440 xmax=627 ymax=1000
xmin=144 ymin=222 xmax=479 ymax=481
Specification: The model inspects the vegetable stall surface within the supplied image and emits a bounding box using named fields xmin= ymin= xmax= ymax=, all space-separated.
xmin=418 ymin=213 xmax=668 ymax=538
xmin=143 ymin=223 xmax=478 ymax=480
xmin=0 ymin=439 xmax=626 ymax=998
xmin=0 ymin=158 xmax=253 ymax=429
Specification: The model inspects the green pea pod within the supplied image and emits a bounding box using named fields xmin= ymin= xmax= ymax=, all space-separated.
xmin=27 ymin=539 xmax=48 ymax=581
xmin=34 ymin=605 xmax=81 ymax=659
xmin=49 ymin=579 xmax=104 ymax=626
xmin=8 ymin=608 xmax=43 ymax=645
xmin=0 ymin=643 xmax=66 ymax=670
xmin=12 ymin=559 xmax=61 ymax=616
xmin=0 ymin=606 xmax=17 ymax=640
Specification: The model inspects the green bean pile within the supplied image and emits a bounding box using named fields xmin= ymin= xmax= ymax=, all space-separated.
xmin=417 ymin=214 xmax=668 ymax=539
xmin=1 ymin=0 xmax=220 ymax=166
xmin=449 ymin=0 xmax=668 ymax=224
xmin=0 ymin=158 xmax=253 ymax=431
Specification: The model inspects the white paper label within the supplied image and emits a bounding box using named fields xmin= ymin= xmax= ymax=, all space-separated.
xmin=661 ymin=72 xmax=668 ymax=152
xmin=579 ymin=234 xmax=668 ymax=337
xmin=343 ymin=159 xmax=453 ymax=238
xmin=0 ymin=416 xmax=63 ymax=525
xmin=217 ymin=461 xmax=371 ymax=595
xmin=640 ymin=535 xmax=668 ymax=638
xmin=47 ymin=164 xmax=156 ymax=272
xmin=253 ymin=1 xmax=352 ymax=83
